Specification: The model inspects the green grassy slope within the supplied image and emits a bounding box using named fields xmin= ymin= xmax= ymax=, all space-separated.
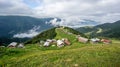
xmin=55 ymin=28 xmax=77 ymax=44
xmin=0 ymin=41 xmax=120 ymax=67
xmin=0 ymin=27 xmax=120 ymax=67
xmin=25 ymin=27 xmax=86 ymax=44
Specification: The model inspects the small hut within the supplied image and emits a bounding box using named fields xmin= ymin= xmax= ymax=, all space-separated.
xmin=50 ymin=39 xmax=57 ymax=45
xmin=78 ymin=37 xmax=88 ymax=43
xmin=8 ymin=42 xmax=17 ymax=48
xmin=43 ymin=41 xmax=50 ymax=47
xmin=17 ymin=43 xmax=24 ymax=48
xmin=63 ymin=38 xmax=71 ymax=45
xmin=46 ymin=39 xmax=53 ymax=43
xmin=57 ymin=40 xmax=64 ymax=47
xmin=101 ymin=39 xmax=112 ymax=44
xmin=43 ymin=40 xmax=51 ymax=47
xmin=90 ymin=38 xmax=100 ymax=44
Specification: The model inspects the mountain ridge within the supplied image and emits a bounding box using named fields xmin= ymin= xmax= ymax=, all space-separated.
xmin=76 ymin=20 xmax=120 ymax=39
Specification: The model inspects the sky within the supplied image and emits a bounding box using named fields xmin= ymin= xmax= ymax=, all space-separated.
xmin=0 ymin=0 xmax=120 ymax=23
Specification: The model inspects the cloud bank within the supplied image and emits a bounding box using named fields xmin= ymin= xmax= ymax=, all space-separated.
xmin=47 ymin=18 xmax=100 ymax=28
xmin=13 ymin=26 xmax=40 ymax=38
xmin=0 ymin=0 xmax=120 ymax=23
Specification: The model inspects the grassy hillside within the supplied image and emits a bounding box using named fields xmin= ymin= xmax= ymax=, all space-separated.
xmin=0 ymin=27 xmax=120 ymax=67
xmin=55 ymin=28 xmax=77 ymax=43
xmin=0 ymin=40 xmax=120 ymax=67
xmin=25 ymin=27 xmax=86 ymax=44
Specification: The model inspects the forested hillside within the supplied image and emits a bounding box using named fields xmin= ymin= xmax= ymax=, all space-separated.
xmin=76 ymin=20 xmax=120 ymax=39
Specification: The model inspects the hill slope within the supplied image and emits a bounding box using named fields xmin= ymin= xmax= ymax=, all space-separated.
xmin=0 ymin=27 xmax=120 ymax=67
xmin=25 ymin=27 xmax=86 ymax=44
xmin=76 ymin=20 xmax=120 ymax=39
xmin=0 ymin=40 xmax=120 ymax=67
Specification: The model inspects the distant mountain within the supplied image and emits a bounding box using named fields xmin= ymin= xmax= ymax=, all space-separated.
xmin=79 ymin=19 xmax=100 ymax=26
xmin=25 ymin=27 xmax=86 ymax=44
xmin=0 ymin=16 xmax=58 ymax=45
xmin=0 ymin=16 xmax=55 ymax=37
xmin=76 ymin=20 xmax=120 ymax=39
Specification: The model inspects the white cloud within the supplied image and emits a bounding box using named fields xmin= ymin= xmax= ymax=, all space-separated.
xmin=33 ymin=0 xmax=120 ymax=23
xmin=0 ymin=0 xmax=33 ymax=15
xmin=13 ymin=26 xmax=40 ymax=38
xmin=47 ymin=17 xmax=100 ymax=28
xmin=0 ymin=0 xmax=120 ymax=24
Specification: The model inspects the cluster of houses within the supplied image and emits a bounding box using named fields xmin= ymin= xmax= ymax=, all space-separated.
xmin=40 ymin=38 xmax=71 ymax=47
xmin=77 ymin=35 xmax=112 ymax=44
xmin=38 ymin=35 xmax=112 ymax=48
xmin=4 ymin=36 xmax=112 ymax=48
xmin=37 ymin=27 xmax=112 ymax=48
xmin=1 ymin=37 xmax=112 ymax=48
xmin=2 ymin=35 xmax=111 ymax=48
xmin=7 ymin=42 xmax=25 ymax=48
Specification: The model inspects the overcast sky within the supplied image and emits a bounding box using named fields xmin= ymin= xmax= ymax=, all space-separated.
xmin=0 ymin=0 xmax=120 ymax=23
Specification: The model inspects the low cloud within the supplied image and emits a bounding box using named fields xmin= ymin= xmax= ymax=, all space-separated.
xmin=13 ymin=26 xmax=40 ymax=38
xmin=47 ymin=17 xmax=100 ymax=28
